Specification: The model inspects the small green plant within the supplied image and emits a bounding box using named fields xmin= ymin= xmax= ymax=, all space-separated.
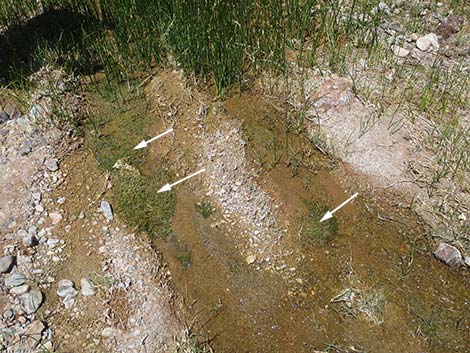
xmin=195 ymin=200 xmax=214 ymax=219
xmin=176 ymin=252 xmax=192 ymax=268
xmin=300 ymin=200 xmax=338 ymax=245
xmin=227 ymin=258 xmax=243 ymax=273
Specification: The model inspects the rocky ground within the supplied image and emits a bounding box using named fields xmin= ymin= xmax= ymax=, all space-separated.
xmin=0 ymin=72 xmax=181 ymax=352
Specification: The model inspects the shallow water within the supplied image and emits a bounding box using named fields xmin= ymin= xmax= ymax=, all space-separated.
xmin=96 ymin=77 xmax=470 ymax=353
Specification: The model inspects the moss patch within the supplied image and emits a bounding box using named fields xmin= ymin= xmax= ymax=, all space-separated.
xmin=301 ymin=200 xmax=338 ymax=245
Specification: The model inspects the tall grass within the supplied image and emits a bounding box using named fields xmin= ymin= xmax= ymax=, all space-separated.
xmin=0 ymin=0 xmax=387 ymax=93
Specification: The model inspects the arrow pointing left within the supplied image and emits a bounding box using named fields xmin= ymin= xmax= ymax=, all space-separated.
xmin=158 ymin=168 xmax=206 ymax=193
xmin=133 ymin=128 xmax=173 ymax=150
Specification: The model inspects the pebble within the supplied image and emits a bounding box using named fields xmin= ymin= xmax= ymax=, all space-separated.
xmin=100 ymin=201 xmax=114 ymax=221
xmin=5 ymin=273 xmax=27 ymax=287
xmin=3 ymin=308 xmax=15 ymax=320
xmin=78 ymin=211 xmax=85 ymax=219
xmin=101 ymin=327 xmax=115 ymax=338
xmin=0 ymin=255 xmax=15 ymax=273
xmin=44 ymin=158 xmax=59 ymax=172
xmin=57 ymin=197 xmax=66 ymax=204
xmin=80 ymin=277 xmax=96 ymax=296
xmin=47 ymin=238 xmax=60 ymax=248
xmin=19 ymin=140 xmax=33 ymax=156
xmin=21 ymin=289 xmax=44 ymax=314
xmin=434 ymin=243 xmax=462 ymax=267
xmin=0 ymin=111 xmax=10 ymax=124
xmin=246 ymin=255 xmax=257 ymax=265
xmin=57 ymin=279 xmax=77 ymax=297
xmin=49 ymin=212 xmax=63 ymax=224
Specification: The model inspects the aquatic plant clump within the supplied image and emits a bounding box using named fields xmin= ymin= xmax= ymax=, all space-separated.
xmin=301 ymin=200 xmax=338 ymax=245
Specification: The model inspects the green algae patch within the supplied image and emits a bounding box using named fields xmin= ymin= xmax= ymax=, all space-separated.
xmin=112 ymin=170 xmax=175 ymax=239
xmin=301 ymin=200 xmax=338 ymax=245
xmin=86 ymin=86 xmax=176 ymax=240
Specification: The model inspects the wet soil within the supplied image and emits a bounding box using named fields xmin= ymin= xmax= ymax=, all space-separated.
xmin=87 ymin=71 xmax=470 ymax=353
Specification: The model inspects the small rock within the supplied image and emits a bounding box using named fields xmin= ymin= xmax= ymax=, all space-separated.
xmin=5 ymin=273 xmax=27 ymax=287
xmin=377 ymin=2 xmax=391 ymax=15
xmin=0 ymin=111 xmax=10 ymax=124
xmin=10 ymin=284 xmax=30 ymax=295
xmin=19 ymin=140 xmax=33 ymax=156
xmin=465 ymin=256 xmax=470 ymax=267
xmin=57 ymin=197 xmax=66 ymax=205
xmin=246 ymin=255 xmax=257 ymax=265
xmin=23 ymin=233 xmax=38 ymax=247
xmin=101 ymin=327 xmax=114 ymax=338
xmin=57 ymin=279 xmax=77 ymax=297
xmin=25 ymin=320 xmax=45 ymax=350
xmin=21 ymin=289 xmax=44 ymax=314
xmin=434 ymin=243 xmax=462 ymax=267
xmin=49 ymin=212 xmax=63 ymax=224
xmin=392 ymin=45 xmax=410 ymax=58
xmin=78 ymin=211 xmax=85 ymax=219
xmin=44 ymin=158 xmax=59 ymax=172
xmin=100 ymin=201 xmax=114 ymax=221
xmin=436 ymin=15 xmax=464 ymax=39
xmin=47 ymin=238 xmax=60 ymax=248
xmin=3 ymin=308 xmax=15 ymax=320
xmin=80 ymin=277 xmax=95 ymax=296
xmin=416 ymin=33 xmax=439 ymax=51
xmin=0 ymin=255 xmax=15 ymax=273
xmin=63 ymin=293 xmax=76 ymax=309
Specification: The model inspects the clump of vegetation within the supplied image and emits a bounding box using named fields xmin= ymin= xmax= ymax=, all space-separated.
xmin=331 ymin=287 xmax=385 ymax=325
xmin=87 ymin=89 xmax=146 ymax=170
xmin=176 ymin=252 xmax=192 ymax=269
xmin=174 ymin=328 xmax=213 ymax=353
xmin=300 ymin=200 xmax=338 ymax=245
xmin=195 ymin=200 xmax=214 ymax=219
xmin=112 ymin=170 xmax=175 ymax=239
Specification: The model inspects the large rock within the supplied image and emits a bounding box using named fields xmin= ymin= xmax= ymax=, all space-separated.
xmin=416 ymin=33 xmax=439 ymax=52
xmin=5 ymin=273 xmax=27 ymax=287
xmin=434 ymin=243 xmax=462 ymax=267
xmin=0 ymin=255 xmax=15 ymax=273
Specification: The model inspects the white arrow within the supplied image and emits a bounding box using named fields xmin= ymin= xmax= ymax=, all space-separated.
xmin=320 ymin=192 xmax=358 ymax=222
xmin=133 ymin=128 xmax=173 ymax=150
xmin=158 ymin=168 xmax=206 ymax=193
